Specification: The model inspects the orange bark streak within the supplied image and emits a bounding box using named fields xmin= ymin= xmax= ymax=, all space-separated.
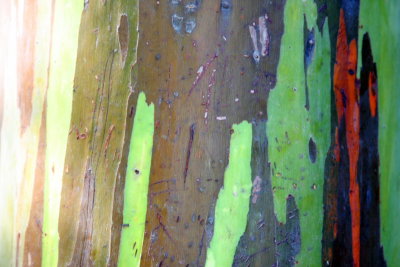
xmin=334 ymin=10 xmax=360 ymax=267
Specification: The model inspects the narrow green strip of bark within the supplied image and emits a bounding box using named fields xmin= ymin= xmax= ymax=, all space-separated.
xmin=41 ymin=0 xmax=81 ymax=266
xmin=205 ymin=121 xmax=252 ymax=267
xmin=118 ymin=92 xmax=155 ymax=267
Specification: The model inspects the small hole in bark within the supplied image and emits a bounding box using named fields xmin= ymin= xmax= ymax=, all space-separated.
xmin=134 ymin=169 xmax=140 ymax=174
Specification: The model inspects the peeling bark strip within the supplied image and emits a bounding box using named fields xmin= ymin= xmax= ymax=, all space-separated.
xmin=205 ymin=121 xmax=252 ymax=267
xmin=118 ymin=92 xmax=154 ymax=267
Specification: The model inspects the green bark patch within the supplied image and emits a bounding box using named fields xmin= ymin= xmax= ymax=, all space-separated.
xmin=205 ymin=121 xmax=252 ymax=267
xmin=266 ymin=0 xmax=331 ymax=265
xmin=118 ymin=92 xmax=154 ymax=267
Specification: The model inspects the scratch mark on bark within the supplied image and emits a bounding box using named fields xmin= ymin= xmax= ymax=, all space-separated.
xmin=183 ymin=123 xmax=196 ymax=188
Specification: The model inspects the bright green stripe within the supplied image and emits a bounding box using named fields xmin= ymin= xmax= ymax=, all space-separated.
xmin=266 ymin=0 xmax=330 ymax=265
xmin=359 ymin=1 xmax=400 ymax=266
xmin=118 ymin=92 xmax=155 ymax=267
xmin=205 ymin=121 xmax=252 ymax=267
xmin=42 ymin=0 xmax=81 ymax=266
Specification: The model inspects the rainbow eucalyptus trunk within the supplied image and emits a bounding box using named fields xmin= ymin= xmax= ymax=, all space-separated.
xmin=1 ymin=0 xmax=399 ymax=267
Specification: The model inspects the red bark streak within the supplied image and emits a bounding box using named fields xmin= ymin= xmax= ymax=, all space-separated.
xmin=334 ymin=10 xmax=360 ymax=267
xmin=368 ymin=72 xmax=377 ymax=117
xmin=347 ymin=40 xmax=360 ymax=267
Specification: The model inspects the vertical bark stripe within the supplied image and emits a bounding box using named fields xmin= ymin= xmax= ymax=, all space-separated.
xmin=205 ymin=121 xmax=252 ymax=267
xmin=118 ymin=92 xmax=154 ymax=267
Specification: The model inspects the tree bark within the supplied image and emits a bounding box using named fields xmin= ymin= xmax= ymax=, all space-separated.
xmin=1 ymin=0 xmax=400 ymax=266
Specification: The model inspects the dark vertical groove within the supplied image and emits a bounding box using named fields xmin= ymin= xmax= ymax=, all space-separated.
xmin=358 ymin=33 xmax=386 ymax=267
